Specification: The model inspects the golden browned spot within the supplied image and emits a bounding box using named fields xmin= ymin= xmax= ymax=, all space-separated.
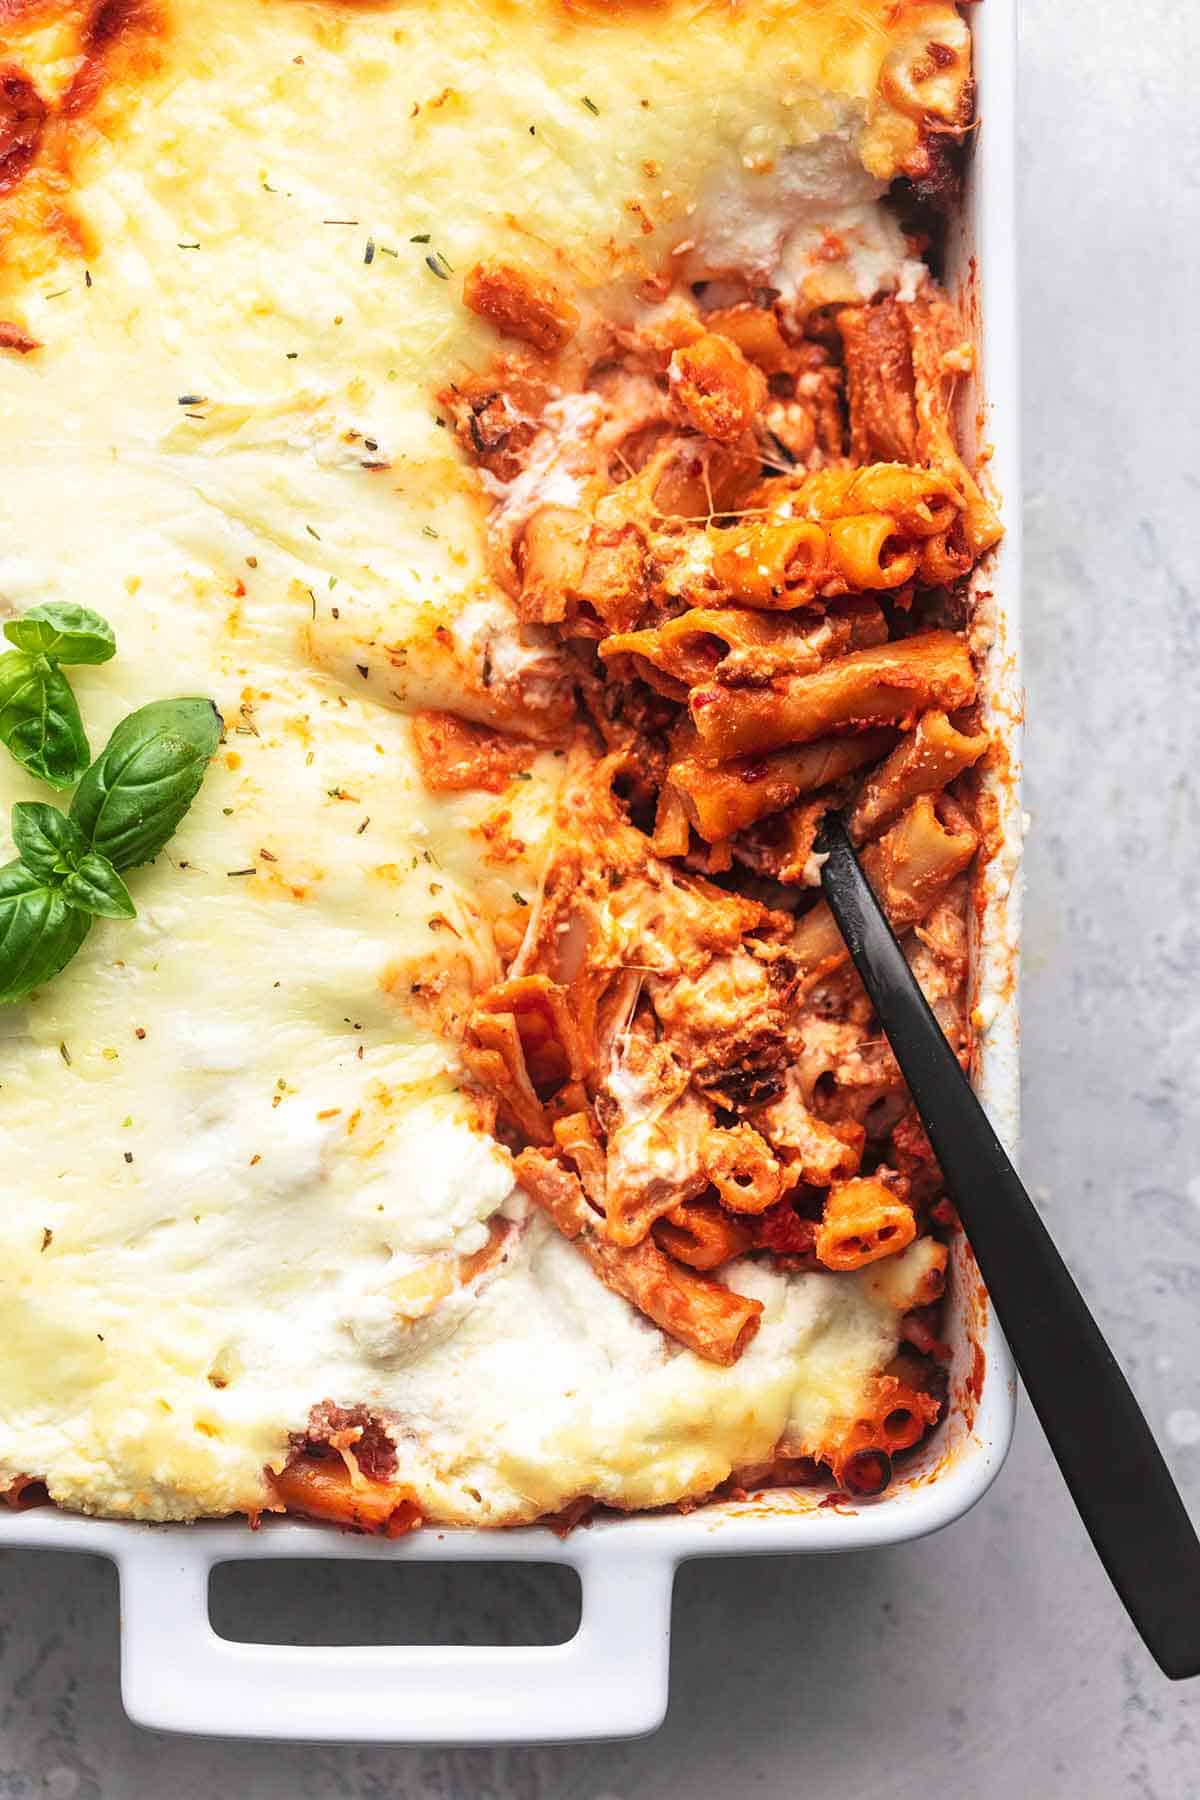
xmin=0 ymin=316 xmax=39 ymax=351
xmin=558 ymin=0 xmax=674 ymax=17
xmin=63 ymin=0 xmax=164 ymax=115
xmin=0 ymin=0 xmax=166 ymax=277
xmin=0 ymin=66 xmax=46 ymax=194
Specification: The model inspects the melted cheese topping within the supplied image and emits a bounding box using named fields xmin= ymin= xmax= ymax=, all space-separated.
xmin=0 ymin=0 xmax=967 ymax=1523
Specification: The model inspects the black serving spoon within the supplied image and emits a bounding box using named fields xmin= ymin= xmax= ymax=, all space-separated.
xmin=816 ymin=813 xmax=1200 ymax=1681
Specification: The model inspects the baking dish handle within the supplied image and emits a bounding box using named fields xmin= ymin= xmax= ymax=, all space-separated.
xmin=115 ymin=1532 xmax=676 ymax=1742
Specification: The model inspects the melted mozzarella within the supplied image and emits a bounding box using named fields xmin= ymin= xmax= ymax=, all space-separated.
xmin=0 ymin=0 xmax=965 ymax=1522
xmin=686 ymin=128 xmax=927 ymax=307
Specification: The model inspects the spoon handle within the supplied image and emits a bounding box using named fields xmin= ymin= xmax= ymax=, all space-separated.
xmin=818 ymin=815 xmax=1200 ymax=1679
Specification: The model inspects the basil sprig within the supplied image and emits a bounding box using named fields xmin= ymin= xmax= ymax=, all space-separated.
xmin=0 ymin=603 xmax=116 ymax=789
xmin=0 ymin=697 xmax=223 ymax=1004
xmin=13 ymin=801 xmax=135 ymax=920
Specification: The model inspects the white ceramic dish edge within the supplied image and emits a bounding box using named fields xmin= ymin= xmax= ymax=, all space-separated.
xmin=0 ymin=0 xmax=1022 ymax=1743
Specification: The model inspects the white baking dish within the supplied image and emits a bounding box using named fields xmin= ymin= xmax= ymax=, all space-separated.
xmin=0 ymin=0 xmax=1021 ymax=1742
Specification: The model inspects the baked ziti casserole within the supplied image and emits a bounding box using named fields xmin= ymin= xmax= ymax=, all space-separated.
xmin=0 ymin=0 xmax=1000 ymax=1532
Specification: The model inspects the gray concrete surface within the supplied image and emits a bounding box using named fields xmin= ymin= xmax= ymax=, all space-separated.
xmin=3 ymin=0 xmax=1199 ymax=1792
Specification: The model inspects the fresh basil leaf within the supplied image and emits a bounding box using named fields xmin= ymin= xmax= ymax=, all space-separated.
xmin=11 ymin=800 xmax=89 ymax=882
xmin=61 ymin=851 xmax=136 ymax=920
xmin=3 ymin=603 xmax=116 ymax=665
xmin=0 ymin=651 xmax=91 ymax=790
xmin=0 ymin=858 xmax=92 ymax=1005
xmin=70 ymin=697 xmax=223 ymax=871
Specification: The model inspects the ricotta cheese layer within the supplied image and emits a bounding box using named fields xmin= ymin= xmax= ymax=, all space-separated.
xmin=0 ymin=0 xmax=965 ymax=1523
